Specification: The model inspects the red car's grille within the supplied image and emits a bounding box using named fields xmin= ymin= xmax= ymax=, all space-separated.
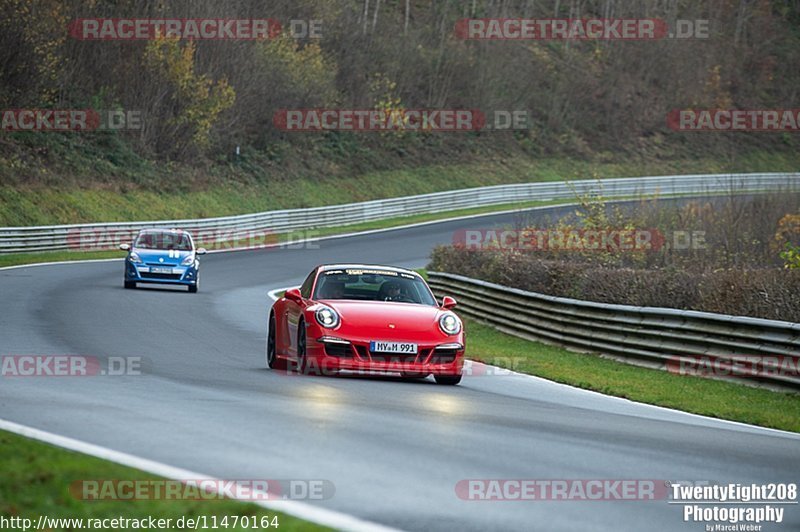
xmin=347 ymin=345 xmax=458 ymax=364
xmin=367 ymin=344 xmax=424 ymax=363
xmin=369 ymin=353 xmax=419 ymax=363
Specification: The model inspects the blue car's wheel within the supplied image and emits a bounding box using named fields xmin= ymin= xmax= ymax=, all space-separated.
xmin=124 ymin=280 xmax=136 ymax=289
xmin=188 ymin=273 xmax=199 ymax=293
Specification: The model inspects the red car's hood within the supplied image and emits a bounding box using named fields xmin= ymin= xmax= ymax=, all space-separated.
xmin=320 ymin=300 xmax=442 ymax=334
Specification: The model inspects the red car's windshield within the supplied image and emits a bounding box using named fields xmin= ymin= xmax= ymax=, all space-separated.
xmin=314 ymin=270 xmax=437 ymax=306
xmin=134 ymin=231 xmax=193 ymax=251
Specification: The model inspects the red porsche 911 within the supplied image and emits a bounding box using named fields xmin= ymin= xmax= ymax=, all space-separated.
xmin=267 ymin=264 xmax=465 ymax=384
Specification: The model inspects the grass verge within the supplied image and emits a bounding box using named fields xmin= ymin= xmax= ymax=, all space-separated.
xmin=0 ymin=251 xmax=121 ymax=269
xmin=463 ymin=318 xmax=800 ymax=433
xmin=0 ymin=429 xmax=327 ymax=531
xmin=3 ymin=150 xmax=799 ymax=226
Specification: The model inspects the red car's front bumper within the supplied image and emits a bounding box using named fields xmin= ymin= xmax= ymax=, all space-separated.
xmin=304 ymin=337 xmax=464 ymax=376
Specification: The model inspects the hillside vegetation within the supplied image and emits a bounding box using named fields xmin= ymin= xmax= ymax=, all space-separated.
xmin=1 ymin=1 xmax=798 ymax=225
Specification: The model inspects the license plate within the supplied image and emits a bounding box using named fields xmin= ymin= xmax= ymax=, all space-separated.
xmin=150 ymin=266 xmax=173 ymax=274
xmin=369 ymin=341 xmax=417 ymax=354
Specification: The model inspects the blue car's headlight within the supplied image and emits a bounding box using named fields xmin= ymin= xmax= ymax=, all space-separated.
xmin=439 ymin=312 xmax=462 ymax=335
xmin=128 ymin=252 xmax=142 ymax=264
xmin=315 ymin=306 xmax=340 ymax=329
xmin=181 ymin=254 xmax=195 ymax=266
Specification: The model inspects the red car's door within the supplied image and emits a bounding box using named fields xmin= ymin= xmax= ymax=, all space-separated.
xmin=282 ymin=269 xmax=316 ymax=358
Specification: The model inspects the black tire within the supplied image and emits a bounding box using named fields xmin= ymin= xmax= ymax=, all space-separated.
xmin=295 ymin=320 xmax=308 ymax=375
xmin=124 ymin=281 xmax=136 ymax=289
xmin=434 ymin=374 xmax=462 ymax=385
xmin=188 ymin=274 xmax=199 ymax=293
xmin=266 ymin=313 xmax=279 ymax=369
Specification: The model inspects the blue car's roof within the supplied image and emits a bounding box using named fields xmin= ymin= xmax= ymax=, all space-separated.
xmin=136 ymin=228 xmax=192 ymax=236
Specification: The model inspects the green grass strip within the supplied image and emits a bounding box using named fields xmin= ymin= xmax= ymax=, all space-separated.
xmin=464 ymin=318 xmax=800 ymax=433
xmin=0 ymin=429 xmax=329 ymax=531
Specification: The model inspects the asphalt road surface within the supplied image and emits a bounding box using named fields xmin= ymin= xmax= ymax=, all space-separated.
xmin=2 ymin=204 xmax=798 ymax=531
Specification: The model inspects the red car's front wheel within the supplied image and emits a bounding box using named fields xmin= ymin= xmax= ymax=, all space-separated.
xmin=296 ymin=321 xmax=309 ymax=374
xmin=266 ymin=313 xmax=281 ymax=369
xmin=434 ymin=374 xmax=462 ymax=385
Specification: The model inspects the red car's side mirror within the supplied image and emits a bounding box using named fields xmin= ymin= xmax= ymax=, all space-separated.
xmin=441 ymin=296 xmax=457 ymax=309
xmin=284 ymin=288 xmax=303 ymax=303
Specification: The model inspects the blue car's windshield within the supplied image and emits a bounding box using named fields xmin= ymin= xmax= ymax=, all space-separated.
xmin=315 ymin=269 xmax=437 ymax=306
xmin=135 ymin=231 xmax=193 ymax=251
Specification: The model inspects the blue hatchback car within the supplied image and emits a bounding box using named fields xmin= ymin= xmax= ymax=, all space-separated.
xmin=120 ymin=229 xmax=207 ymax=293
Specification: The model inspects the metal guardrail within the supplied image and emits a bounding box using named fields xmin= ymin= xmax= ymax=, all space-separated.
xmin=1 ymin=172 xmax=798 ymax=253
xmin=428 ymin=271 xmax=800 ymax=390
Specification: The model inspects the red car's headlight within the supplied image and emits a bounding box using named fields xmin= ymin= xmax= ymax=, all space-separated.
xmin=315 ymin=306 xmax=340 ymax=329
xmin=439 ymin=312 xmax=461 ymax=335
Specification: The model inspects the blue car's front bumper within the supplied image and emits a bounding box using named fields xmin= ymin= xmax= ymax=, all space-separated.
xmin=125 ymin=261 xmax=198 ymax=286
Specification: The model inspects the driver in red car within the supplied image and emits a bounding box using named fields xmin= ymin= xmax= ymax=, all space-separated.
xmin=382 ymin=281 xmax=403 ymax=301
